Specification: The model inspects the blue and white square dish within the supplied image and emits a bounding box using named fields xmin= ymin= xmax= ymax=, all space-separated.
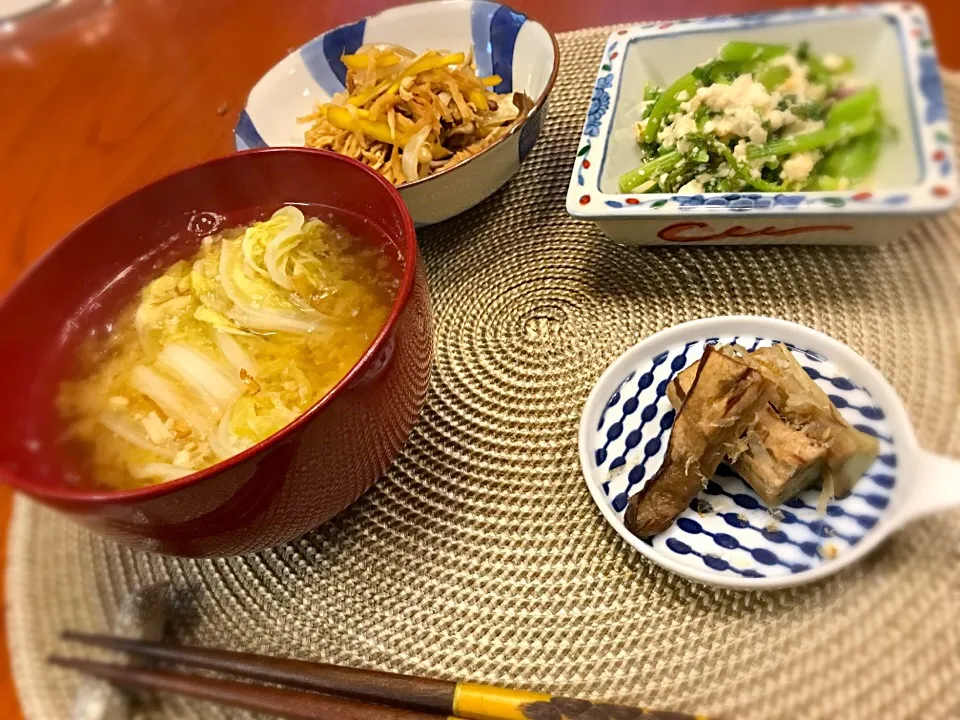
xmin=565 ymin=3 xmax=958 ymax=246
xmin=235 ymin=0 xmax=558 ymax=226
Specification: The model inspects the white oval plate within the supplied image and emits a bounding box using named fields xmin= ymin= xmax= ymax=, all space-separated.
xmin=579 ymin=316 xmax=960 ymax=590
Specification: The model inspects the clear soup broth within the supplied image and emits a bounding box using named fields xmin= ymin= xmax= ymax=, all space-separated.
xmin=58 ymin=206 xmax=400 ymax=490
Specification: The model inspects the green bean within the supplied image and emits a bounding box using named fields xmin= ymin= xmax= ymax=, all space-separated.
xmin=718 ymin=41 xmax=789 ymax=64
xmin=747 ymin=114 xmax=877 ymax=159
xmin=820 ymin=132 xmax=881 ymax=180
xmin=827 ymin=86 xmax=879 ymax=126
xmin=619 ymin=150 xmax=681 ymax=192
xmin=642 ymin=73 xmax=699 ymax=143
xmin=758 ymin=64 xmax=791 ymax=91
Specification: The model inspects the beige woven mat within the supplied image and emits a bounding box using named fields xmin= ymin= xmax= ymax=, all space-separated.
xmin=7 ymin=27 xmax=960 ymax=720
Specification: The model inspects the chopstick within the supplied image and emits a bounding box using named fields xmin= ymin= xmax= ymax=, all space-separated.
xmin=61 ymin=631 xmax=454 ymax=713
xmin=58 ymin=631 xmax=710 ymax=720
xmin=49 ymin=655 xmax=448 ymax=720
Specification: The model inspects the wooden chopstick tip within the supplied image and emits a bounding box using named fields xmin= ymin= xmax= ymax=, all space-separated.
xmin=48 ymin=655 xmax=92 ymax=672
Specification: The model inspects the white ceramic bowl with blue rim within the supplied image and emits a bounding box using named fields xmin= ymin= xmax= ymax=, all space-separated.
xmin=566 ymin=3 xmax=959 ymax=246
xmin=579 ymin=316 xmax=960 ymax=591
xmin=235 ymin=0 xmax=558 ymax=227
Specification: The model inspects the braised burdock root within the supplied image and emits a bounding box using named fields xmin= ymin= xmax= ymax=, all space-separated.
xmin=625 ymin=346 xmax=775 ymax=538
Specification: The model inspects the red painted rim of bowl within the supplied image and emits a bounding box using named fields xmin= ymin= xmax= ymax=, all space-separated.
xmin=0 ymin=147 xmax=419 ymax=505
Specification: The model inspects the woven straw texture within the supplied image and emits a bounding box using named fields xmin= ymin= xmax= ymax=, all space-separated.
xmin=7 ymin=27 xmax=960 ymax=720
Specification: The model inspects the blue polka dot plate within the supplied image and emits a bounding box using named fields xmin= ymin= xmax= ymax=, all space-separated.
xmin=579 ymin=316 xmax=960 ymax=590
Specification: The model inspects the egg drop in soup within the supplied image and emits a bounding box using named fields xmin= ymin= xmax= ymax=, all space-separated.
xmin=57 ymin=206 xmax=400 ymax=490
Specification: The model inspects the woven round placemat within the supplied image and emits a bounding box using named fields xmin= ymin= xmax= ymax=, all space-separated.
xmin=8 ymin=27 xmax=960 ymax=720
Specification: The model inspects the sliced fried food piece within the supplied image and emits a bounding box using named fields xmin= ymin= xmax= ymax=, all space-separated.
xmin=668 ymin=356 xmax=828 ymax=506
xmin=624 ymin=346 xmax=775 ymax=538
xmin=750 ymin=344 xmax=879 ymax=498
xmin=736 ymin=415 xmax=827 ymax=505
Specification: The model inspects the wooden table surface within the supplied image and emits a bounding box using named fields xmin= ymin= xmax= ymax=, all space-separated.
xmin=1 ymin=0 xmax=957 ymax=716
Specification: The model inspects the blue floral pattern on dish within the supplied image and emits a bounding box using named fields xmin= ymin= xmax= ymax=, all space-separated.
xmin=591 ymin=336 xmax=897 ymax=580
xmin=919 ymin=55 xmax=947 ymax=123
xmin=673 ymin=194 xmax=807 ymax=210
xmin=584 ymin=74 xmax=613 ymax=138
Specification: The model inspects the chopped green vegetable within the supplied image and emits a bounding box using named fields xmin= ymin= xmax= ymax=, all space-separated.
xmin=712 ymin=141 xmax=787 ymax=192
xmin=619 ymin=150 xmax=681 ymax=193
xmin=758 ymin=65 xmax=791 ymax=91
xmin=811 ymin=176 xmax=847 ymax=191
xmin=703 ymin=59 xmax=759 ymax=84
xmin=642 ymin=73 xmax=699 ymax=143
xmin=747 ymin=114 xmax=877 ymax=159
xmin=804 ymin=54 xmax=832 ymax=90
xmin=718 ymin=41 xmax=789 ymax=63
xmin=791 ymin=101 xmax=828 ymax=122
xmin=820 ymin=132 xmax=881 ymax=181
xmin=826 ymin=86 xmax=879 ymax=126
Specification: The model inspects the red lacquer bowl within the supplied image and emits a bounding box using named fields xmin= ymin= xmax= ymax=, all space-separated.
xmin=0 ymin=148 xmax=433 ymax=557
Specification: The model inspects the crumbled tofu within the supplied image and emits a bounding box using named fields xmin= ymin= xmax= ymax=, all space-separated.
xmin=679 ymin=94 xmax=703 ymax=113
xmin=716 ymin=162 xmax=732 ymax=178
xmin=696 ymin=173 xmax=713 ymax=185
xmin=658 ymin=112 xmax=698 ymax=147
xmin=766 ymin=108 xmax=797 ymax=131
xmin=108 ymin=396 xmax=129 ymax=409
xmin=747 ymin=123 xmax=768 ymax=145
xmin=677 ymin=178 xmax=704 ymax=195
xmin=676 ymin=137 xmax=693 ymax=155
xmin=708 ymin=107 xmax=766 ymax=142
xmin=733 ymin=139 xmax=748 ymax=160
xmin=822 ymin=53 xmax=845 ymax=72
xmin=659 ymin=172 xmax=669 ymax=186
xmin=697 ymin=73 xmax=775 ymax=114
xmin=781 ymin=150 xmax=822 ymax=184
xmin=676 ymin=90 xmax=690 ymax=102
